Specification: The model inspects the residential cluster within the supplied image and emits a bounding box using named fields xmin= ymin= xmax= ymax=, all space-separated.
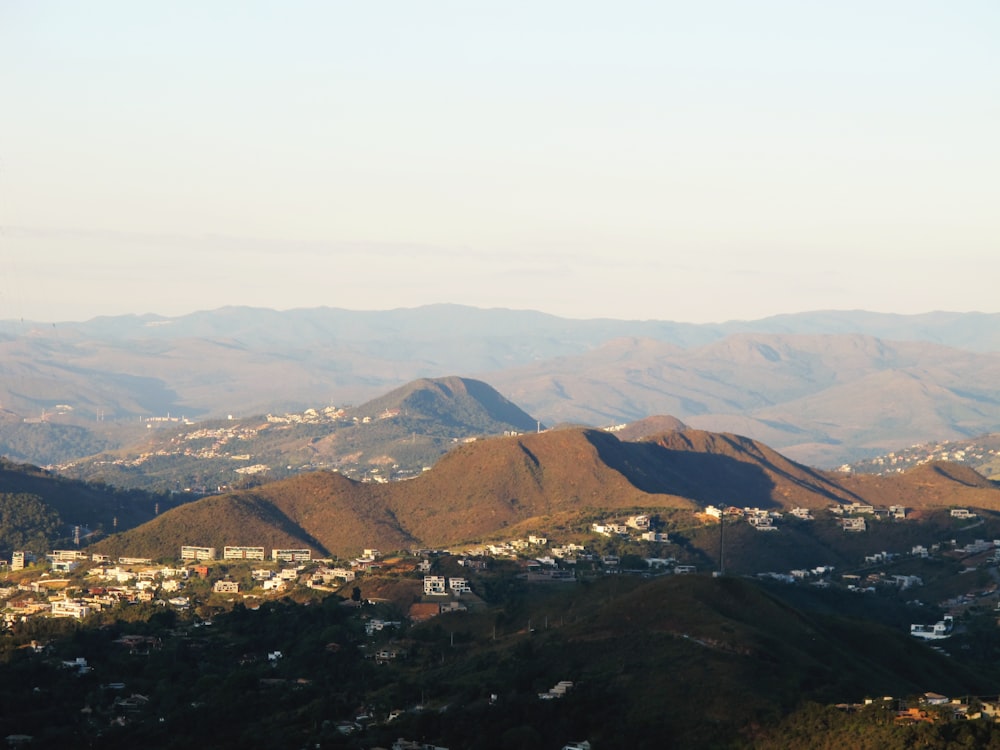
xmin=841 ymin=438 xmax=1000 ymax=477
xmin=700 ymin=501 xmax=913 ymax=533
xmin=843 ymin=693 xmax=1000 ymax=725
xmin=0 ymin=545 xmax=394 ymax=628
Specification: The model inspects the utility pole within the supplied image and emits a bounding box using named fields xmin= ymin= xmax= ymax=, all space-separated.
xmin=719 ymin=514 xmax=725 ymax=576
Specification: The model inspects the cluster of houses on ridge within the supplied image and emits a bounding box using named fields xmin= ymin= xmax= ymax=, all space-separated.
xmin=842 ymin=437 xmax=1000 ymax=477
xmin=839 ymin=693 xmax=1000 ymax=725
xmin=700 ymin=502 xmax=981 ymax=533
xmin=1 ymin=545 xmax=393 ymax=627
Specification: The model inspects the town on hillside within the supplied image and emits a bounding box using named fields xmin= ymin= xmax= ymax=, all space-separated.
xmin=5 ymin=497 xmax=1000 ymax=747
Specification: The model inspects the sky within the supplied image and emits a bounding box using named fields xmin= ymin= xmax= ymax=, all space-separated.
xmin=1 ymin=1 xmax=998 ymax=324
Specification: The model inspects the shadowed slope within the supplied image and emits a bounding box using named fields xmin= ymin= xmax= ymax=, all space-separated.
xmin=95 ymin=427 xmax=1000 ymax=560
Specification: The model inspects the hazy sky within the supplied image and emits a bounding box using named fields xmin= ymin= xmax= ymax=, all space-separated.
xmin=2 ymin=1 xmax=997 ymax=323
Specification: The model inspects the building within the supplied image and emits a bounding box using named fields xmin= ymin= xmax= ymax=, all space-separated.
xmin=640 ymin=531 xmax=670 ymax=543
xmin=223 ymin=546 xmax=266 ymax=561
xmin=272 ymin=548 xmax=311 ymax=562
xmin=449 ymin=577 xmax=471 ymax=594
xmin=626 ymin=515 xmax=651 ymax=531
xmin=423 ymin=576 xmax=447 ymax=595
xmin=213 ymin=580 xmax=240 ymax=594
xmin=911 ymin=615 xmax=954 ymax=640
xmin=51 ymin=599 xmax=92 ymax=619
xmin=180 ymin=546 xmax=216 ymax=561
xmin=48 ymin=550 xmax=89 ymax=563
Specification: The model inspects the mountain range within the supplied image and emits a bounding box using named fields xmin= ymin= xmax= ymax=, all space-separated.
xmin=2 ymin=306 xmax=1000 ymax=468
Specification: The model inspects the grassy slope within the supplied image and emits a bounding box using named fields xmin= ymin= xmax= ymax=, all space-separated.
xmin=92 ymin=428 xmax=1000 ymax=561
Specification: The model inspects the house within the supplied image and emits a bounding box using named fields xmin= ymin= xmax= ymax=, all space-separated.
xmin=539 ymin=680 xmax=574 ymax=700
xmin=592 ymin=522 xmax=628 ymax=536
xmin=423 ymin=576 xmax=447 ymax=595
xmin=640 ymin=531 xmax=671 ymax=543
xmin=842 ymin=518 xmax=866 ymax=532
xmin=748 ymin=515 xmax=777 ymax=531
xmin=950 ymin=509 xmax=977 ymax=519
xmin=626 ymin=515 xmax=651 ymax=531
xmin=896 ymin=707 xmax=936 ymax=724
xmin=911 ymin=615 xmax=954 ymax=640
xmin=448 ymin=577 xmax=471 ymax=594
xmin=213 ymin=580 xmax=240 ymax=594
xmin=790 ymin=508 xmax=814 ymax=520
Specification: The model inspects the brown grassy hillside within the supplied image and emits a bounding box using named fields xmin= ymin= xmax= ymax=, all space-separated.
xmin=95 ymin=428 xmax=1000 ymax=560
xmin=841 ymin=461 xmax=1000 ymax=511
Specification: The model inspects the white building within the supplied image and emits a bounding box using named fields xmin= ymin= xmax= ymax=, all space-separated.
xmin=223 ymin=546 xmax=266 ymax=561
xmin=181 ymin=546 xmax=216 ymax=561
xmin=423 ymin=576 xmax=447 ymax=595
xmin=272 ymin=549 xmax=311 ymax=562
xmin=51 ymin=599 xmax=92 ymax=619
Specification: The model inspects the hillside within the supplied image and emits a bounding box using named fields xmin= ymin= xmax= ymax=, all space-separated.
xmin=0 ymin=457 xmax=178 ymax=555
xmin=2 ymin=569 xmax=992 ymax=749
xmin=57 ymin=376 xmax=540 ymax=491
xmin=94 ymin=427 xmax=1000 ymax=562
xmin=544 ymin=575 xmax=989 ymax=746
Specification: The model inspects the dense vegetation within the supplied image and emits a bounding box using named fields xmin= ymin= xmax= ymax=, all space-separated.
xmin=0 ymin=457 xmax=184 ymax=556
xmin=0 ymin=492 xmax=61 ymax=552
xmin=3 ymin=570 xmax=1000 ymax=749
xmin=0 ymin=422 xmax=118 ymax=466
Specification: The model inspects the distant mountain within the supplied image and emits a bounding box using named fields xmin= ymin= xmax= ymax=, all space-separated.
xmin=487 ymin=333 xmax=1000 ymax=466
xmin=345 ymin=375 xmax=539 ymax=434
xmin=59 ymin=377 xmax=540 ymax=491
xmin=3 ymin=306 xmax=1000 ymax=468
xmin=94 ymin=427 xmax=1000 ymax=562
